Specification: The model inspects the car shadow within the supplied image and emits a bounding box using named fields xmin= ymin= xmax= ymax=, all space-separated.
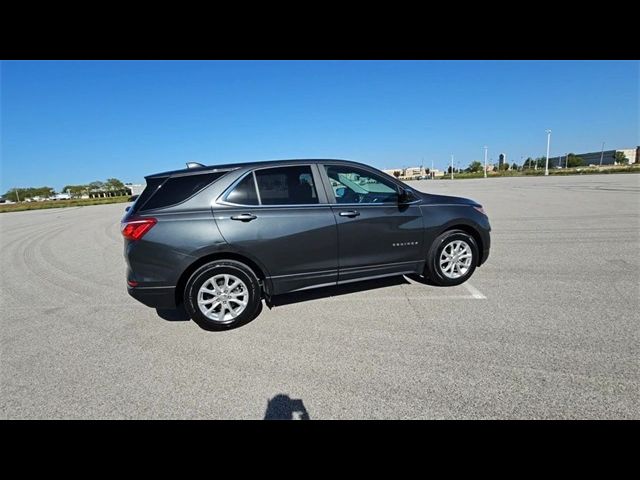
xmin=156 ymin=304 xmax=190 ymax=322
xmin=155 ymin=274 xmax=430 ymax=326
xmin=156 ymin=301 xmax=264 ymax=330
xmin=264 ymin=394 xmax=310 ymax=420
xmin=267 ymin=275 xmax=412 ymax=307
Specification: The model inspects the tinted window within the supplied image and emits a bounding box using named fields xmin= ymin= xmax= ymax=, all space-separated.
xmin=140 ymin=172 xmax=226 ymax=211
xmin=255 ymin=166 xmax=318 ymax=205
xmin=225 ymin=173 xmax=259 ymax=205
xmin=130 ymin=177 xmax=166 ymax=214
xmin=324 ymin=165 xmax=398 ymax=204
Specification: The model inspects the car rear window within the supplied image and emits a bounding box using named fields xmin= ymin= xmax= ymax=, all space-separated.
xmin=129 ymin=177 xmax=167 ymax=214
xmin=139 ymin=172 xmax=227 ymax=211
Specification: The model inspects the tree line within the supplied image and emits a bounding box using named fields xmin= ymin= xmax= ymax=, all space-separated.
xmin=3 ymin=178 xmax=128 ymax=202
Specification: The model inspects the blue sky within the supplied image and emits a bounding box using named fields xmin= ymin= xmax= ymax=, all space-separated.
xmin=1 ymin=60 xmax=638 ymax=192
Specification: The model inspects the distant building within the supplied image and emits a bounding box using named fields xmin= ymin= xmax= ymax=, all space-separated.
xmin=126 ymin=184 xmax=145 ymax=196
xmin=548 ymin=147 xmax=638 ymax=168
xmin=382 ymin=169 xmax=403 ymax=178
xmin=498 ymin=153 xmax=507 ymax=167
xmin=382 ymin=167 xmax=428 ymax=180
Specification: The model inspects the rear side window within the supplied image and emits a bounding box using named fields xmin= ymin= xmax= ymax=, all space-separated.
xmin=140 ymin=172 xmax=226 ymax=211
xmin=225 ymin=173 xmax=259 ymax=205
xmin=130 ymin=177 xmax=166 ymax=214
xmin=255 ymin=166 xmax=318 ymax=205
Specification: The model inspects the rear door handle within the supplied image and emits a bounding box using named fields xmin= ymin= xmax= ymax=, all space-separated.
xmin=339 ymin=210 xmax=360 ymax=218
xmin=230 ymin=213 xmax=257 ymax=222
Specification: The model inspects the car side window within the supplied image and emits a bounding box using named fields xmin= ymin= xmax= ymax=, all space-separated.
xmin=324 ymin=165 xmax=398 ymax=204
xmin=225 ymin=173 xmax=259 ymax=205
xmin=255 ymin=166 xmax=319 ymax=205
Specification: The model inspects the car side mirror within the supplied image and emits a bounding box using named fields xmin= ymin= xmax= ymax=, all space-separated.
xmin=125 ymin=206 xmax=131 ymax=212
xmin=398 ymin=188 xmax=413 ymax=204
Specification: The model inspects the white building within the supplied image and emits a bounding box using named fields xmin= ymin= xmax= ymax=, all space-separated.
xmin=126 ymin=184 xmax=146 ymax=196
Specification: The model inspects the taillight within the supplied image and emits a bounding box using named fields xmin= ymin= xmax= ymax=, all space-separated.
xmin=121 ymin=217 xmax=157 ymax=241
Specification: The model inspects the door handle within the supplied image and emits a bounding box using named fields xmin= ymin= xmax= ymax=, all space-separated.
xmin=230 ymin=213 xmax=257 ymax=222
xmin=339 ymin=210 xmax=360 ymax=218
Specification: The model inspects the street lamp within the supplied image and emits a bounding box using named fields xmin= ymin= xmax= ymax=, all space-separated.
xmin=545 ymin=129 xmax=552 ymax=176
xmin=599 ymin=141 xmax=605 ymax=167
xmin=484 ymin=146 xmax=488 ymax=178
xmin=450 ymin=154 xmax=454 ymax=180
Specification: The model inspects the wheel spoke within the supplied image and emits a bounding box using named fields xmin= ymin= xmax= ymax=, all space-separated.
xmin=205 ymin=302 xmax=220 ymax=314
xmin=199 ymin=297 xmax=217 ymax=305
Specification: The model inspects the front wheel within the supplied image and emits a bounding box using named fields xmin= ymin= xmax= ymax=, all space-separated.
xmin=425 ymin=230 xmax=478 ymax=286
xmin=184 ymin=260 xmax=262 ymax=331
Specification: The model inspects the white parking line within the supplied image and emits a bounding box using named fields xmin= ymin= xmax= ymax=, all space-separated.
xmin=462 ymin=282 xmax=487 ymax=299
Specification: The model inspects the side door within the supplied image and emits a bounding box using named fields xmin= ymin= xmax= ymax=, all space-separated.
xmin=213 ymin=164 xmax=338 ymax=295
xmin=319 ymin=163 xmax=424 ymax=283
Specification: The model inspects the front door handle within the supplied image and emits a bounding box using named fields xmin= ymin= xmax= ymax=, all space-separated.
xmin=339 ymin=210 xmax=360 ymax=218
xmin=230 ymin=213 xmax=257 ymax=222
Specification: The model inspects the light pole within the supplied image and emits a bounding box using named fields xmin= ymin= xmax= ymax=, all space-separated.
xmin=484 ymin=146 xmax=488 ymax=178
xmin=450 ymin=154 xmax=454 ymax=180
xmin=599 ymin=141 xmax=605 ymax=167
xmin=545 ymin=129 xmax=552 ymax=176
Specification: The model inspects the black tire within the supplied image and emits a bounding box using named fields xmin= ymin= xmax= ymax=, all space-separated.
xmin=184 ymin=259 xmax=262 ymax=331
xmin=424 ymin=230 xmax=479 ymax=286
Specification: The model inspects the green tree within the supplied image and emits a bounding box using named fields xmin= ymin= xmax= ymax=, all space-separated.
xmin=105 ymin=178 xmax=125 ymax=191
xmin=614 ymin=152 xmax=629 ymax=165
xmin=467 ymin=161 xmax=483 ymax=173
xmin=566 ymin=153 xmax=584 ymax=168
xmin=511 ymin=162 xmax=519 ymax=171
xmin=88 ymin=181 xmax=105 ymax=192
xmin=3 ymin=188 xmax=22 ymax=202
xmin=3 ymin=186 xmax=55 ymax=201
xmin=62 ymin=184 xmax=89 ymax=198
xmin=523 ymin=157 xmax=535 ymax=169
xmin=393 ymin=170 xmax=401 ymax=178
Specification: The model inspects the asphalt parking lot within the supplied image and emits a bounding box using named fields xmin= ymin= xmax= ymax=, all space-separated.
xmin=1 ymin=174 xmax=639 ymax=419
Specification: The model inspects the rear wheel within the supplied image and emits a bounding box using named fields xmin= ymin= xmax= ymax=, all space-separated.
xmin=425 ymin=230 xmax=478 ymax=286
xmin=184 ymin=260 xmax=262 ymax=331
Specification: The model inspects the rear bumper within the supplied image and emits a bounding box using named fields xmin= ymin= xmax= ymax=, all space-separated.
xmin=128 ymin=286 xmax=176 ymax=309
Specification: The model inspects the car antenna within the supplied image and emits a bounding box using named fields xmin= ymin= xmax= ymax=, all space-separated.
xmin=186 ymin=162 xmax=205 ymax=169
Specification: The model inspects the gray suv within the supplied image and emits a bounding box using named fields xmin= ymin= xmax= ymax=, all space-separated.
xmin=122 ymin=159 xmax=491 ymax=330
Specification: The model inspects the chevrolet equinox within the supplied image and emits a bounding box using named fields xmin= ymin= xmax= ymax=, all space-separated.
xmin=122 ymin=159 xmax=491 ymax=330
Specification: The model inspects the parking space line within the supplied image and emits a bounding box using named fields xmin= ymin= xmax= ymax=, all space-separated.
xmin=462 ymin=282 xmax=487 ymax=299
